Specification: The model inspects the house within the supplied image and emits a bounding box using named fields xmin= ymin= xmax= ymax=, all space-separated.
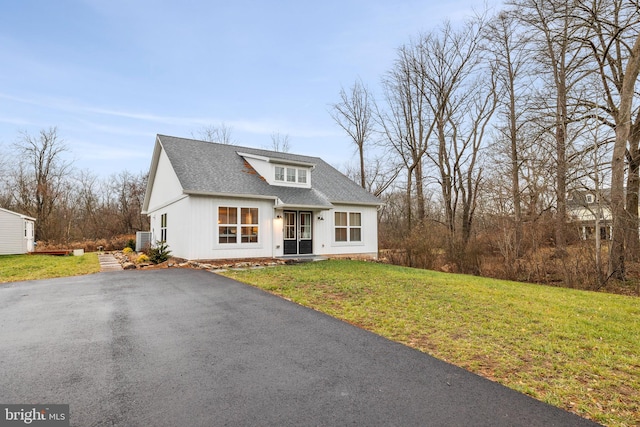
xmin=0 ymin=208 xmax=35 ymax=255
xmin=141 ymin=135 xmax=382 ymax=260
xmin=567 ymin=190 xmax=612 ymax=240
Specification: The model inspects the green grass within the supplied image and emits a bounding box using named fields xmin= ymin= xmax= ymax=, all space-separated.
xmin=0 ymin=253 xmax=101 ymax=283
xmin=222 ymin=260 xmax=640 ymax=426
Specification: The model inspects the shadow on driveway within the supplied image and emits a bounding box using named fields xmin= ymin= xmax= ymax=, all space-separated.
xmin=0 ymin=269 xmax=599 ymax=426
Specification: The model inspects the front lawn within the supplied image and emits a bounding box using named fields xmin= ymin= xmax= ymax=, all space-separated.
xmin=222 ymin=260 xmax=640 ymax=426
xmin=0 ymin=253 xmax=101 ymax=283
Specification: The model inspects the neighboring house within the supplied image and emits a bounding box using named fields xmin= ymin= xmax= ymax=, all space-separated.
xmin=0 ymin=208 xmax=35 ymax=255
xmin=141 ymin=135 xmax=382 ymax=260
xmin=567 ymin=190 xmax=612 ymax=240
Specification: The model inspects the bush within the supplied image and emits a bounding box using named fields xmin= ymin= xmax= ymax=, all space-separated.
xmin=126 ymin=239 xmax=136 ymax=251
xmin=136 ymin=254 xmax=150 ymax=264
xmin=122 ymin=247 xmax=134 ymax=254
xmin=147 ymin=241 xmax=171 ymax=264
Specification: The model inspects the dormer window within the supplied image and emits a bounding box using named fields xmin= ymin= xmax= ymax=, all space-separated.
xmin=273 ymin=165 xmax=310 ymax=186
xmin=239 ymin=152 xmax=314 ymax=187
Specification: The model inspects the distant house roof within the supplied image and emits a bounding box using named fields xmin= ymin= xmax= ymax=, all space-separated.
xmin=146 ymin=135 xmax=381 ymax=210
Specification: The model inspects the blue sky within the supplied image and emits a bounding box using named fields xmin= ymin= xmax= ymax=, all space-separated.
xmin=0 ymin=0 xmax=498 ymax=176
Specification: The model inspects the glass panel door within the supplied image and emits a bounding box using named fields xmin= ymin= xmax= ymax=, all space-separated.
xmin=300 ymin=212 xmax=312 ymax=239
xmin=283 ymin=211 xmax=297 ymax=255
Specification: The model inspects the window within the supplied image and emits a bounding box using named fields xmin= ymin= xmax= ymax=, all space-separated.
xmin=334 ymin=211 xmax=361 ymax=242
xmin=160 ymin=213 xmax=167 ymax=242
xmin=275 ymin=166 xmax=285 ymax=181
xmin=241 ymin=207 xmax=259 ymax=243
xmin=349 ymin=212 xmax=361 ymax=241
xmin=586 ymin=194 xmax=595 ymax=204
xmin=218 ymin=207 xmax=259 ymax=244
xmin=286 ymin=168 xmax=296 ymax=182
xmin=298 ymin=169 xmax=307 ymax=184
xmin=273 ymin=165 xmax=310 ymax=185
xmin=218 ymin=207 xmax=237 ymax=243
xmin=284 ymin=212 xmax=296 ymax=239
xmin=335 ymin=212 xmax=347 ymax=242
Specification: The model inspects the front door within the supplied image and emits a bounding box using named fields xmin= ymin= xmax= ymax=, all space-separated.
xmin=283 ymin=211 xmax=313 ymax=255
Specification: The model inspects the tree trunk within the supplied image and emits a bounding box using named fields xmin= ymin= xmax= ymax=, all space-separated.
xmin=625 ymin=138 xmax=640 ymax=261
xmin=609 ymin=32 xmax=640 ymax=279
xmin=554 ymin=81 xmax=568 ymax=253
xmin=414 ymin=159 xmax=425 ymax=222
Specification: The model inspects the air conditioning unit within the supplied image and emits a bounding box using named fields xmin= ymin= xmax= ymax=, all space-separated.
xmin=136 ymin=231 xmax=153 ymax=252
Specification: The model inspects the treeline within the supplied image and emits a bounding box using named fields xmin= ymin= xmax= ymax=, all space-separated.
xmin=0 ymin=127 xmax=148 ymax=246
xmin=332 ymin=0 xmax=640 ymax=288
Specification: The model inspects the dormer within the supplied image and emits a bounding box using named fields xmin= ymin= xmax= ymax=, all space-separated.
xmin=238 ymin=151 xmax=314 ymax=188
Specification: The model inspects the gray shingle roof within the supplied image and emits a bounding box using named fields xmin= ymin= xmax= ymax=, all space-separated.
xmin=155 ymin=135 xmax=381 ymax=208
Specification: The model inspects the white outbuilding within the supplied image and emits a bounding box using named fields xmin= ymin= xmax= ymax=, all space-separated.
xmin=0 ymin=208 xmax=36 ymax=255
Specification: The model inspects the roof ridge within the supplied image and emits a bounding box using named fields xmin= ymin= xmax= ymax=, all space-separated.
xmin=156 ymin=134 xmax=323 ymax=162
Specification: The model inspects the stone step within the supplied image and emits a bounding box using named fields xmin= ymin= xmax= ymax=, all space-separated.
xmin=98 ymin=254 xmax=123 ymax=271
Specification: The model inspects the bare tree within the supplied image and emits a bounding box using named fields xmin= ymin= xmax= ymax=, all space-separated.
xmin=485 ymin=11 xmax=535 ymax=257
xmin=0 ymin=142 xmax=11 ymax=208
xmin=418 ymin=19 xmax=496 ymax=250
xmin=10 ymin=127 xmax=72 ymax=241
xmin=74 ymin=169 xmax=101 ymax=239
xmin=573 ymin=0 xmax=640 ymax=277
xmin=193 ymin=123 xmax=235 ymax=144
xmin=268 ymin=132 xmax=291 ymax=153
xmin=341 ymin=157 xmax=402 ymax=197
xmin=111 ymin=170 xmax=149 ymax=235
xmin=379 ymin=38 xmax=435 ymax=230
xmin=513 ymin=0 xmax=590 ymax=253
xmin=331 ymin=79 xmax=375 ymax=188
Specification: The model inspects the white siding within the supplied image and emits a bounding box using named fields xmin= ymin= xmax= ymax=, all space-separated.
xmin=148 ymin=196 xmax=191 ymax=259
xmin=147 ymin=149 xmax=184 ymax=212
xmin=188 ymin=196 xmax=275 ymax=260
xmin=149 ymin=195 xmax=276 ymax=260
xmin=315 ymin=204 xmax=378 ymax=258
xmin=0 ymin=209 xmax=34 ymax=255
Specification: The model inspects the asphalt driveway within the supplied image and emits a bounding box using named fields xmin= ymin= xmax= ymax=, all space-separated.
xmin=0 ymin=269 xmax=598 ymax=426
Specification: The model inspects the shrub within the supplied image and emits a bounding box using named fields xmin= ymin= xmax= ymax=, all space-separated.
xmin=136 ymin=254 xmax=150 ymax=264
xmin=126 ymin=239 xmax=136 ymax=251
xmin=122 ymin=247 xmax=134 ymax=254
xmin=148 ymin=241 xmax=171 ymax=264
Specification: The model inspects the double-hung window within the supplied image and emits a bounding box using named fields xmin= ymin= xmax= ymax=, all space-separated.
xmin=218 ymin=207 xmax=259 ymax=244
xmin=334 ymin=211 xmax=361 ymax=242
xmin=160 ymin=213 xmax=167 ymax=242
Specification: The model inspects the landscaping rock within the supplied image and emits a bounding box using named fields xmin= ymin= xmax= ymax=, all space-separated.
xmin=122 ymin=262 xmax=137 ymax=270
